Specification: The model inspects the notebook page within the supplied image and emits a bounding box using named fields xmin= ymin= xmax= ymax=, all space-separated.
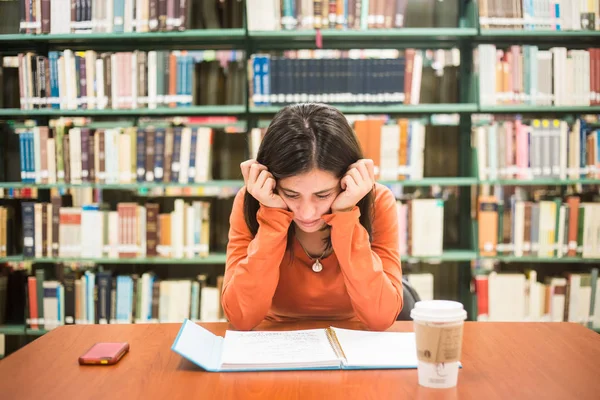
xmin=220 ymin=329 xmax=341 ymax=369
xmin=331 ymin=327 xmax=419 ymax=368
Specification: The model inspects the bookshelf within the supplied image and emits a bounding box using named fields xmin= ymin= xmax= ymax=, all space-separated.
xmin=0 ymin=29 xmax=247 ymax=52
xmin=482 ymin=256 xmax=600 ymax=264
xmin=0 ymin=180 xmax=245 ymax=190
xmin=0 ymin=0 xmax=599 ymax=351
xmin=0 ymin=324 xmax=27 ymax=335
xmin=478 ymin=105 xmax=600 ymax=114
xmin=476 ymin=29 xmax=600 ymax=46
xmin=402 ymin=250 xmax=478 ymax=263
xmin=479 ymin=179 xmax=600 ymax=186
xmin=250 ymin=104 xmax=479 ymax=115
xmin=31 ymin=254 xmax=227 ymax=264
xmin=0 ymin=106 xmax=248 ymax=117
xmin=0 ymin=254 xmax=228 ymax=264
xmin=247 ymin=27 xmax=478 ymax=49
xmin=380 ymin=177 xmax=478 ymax=187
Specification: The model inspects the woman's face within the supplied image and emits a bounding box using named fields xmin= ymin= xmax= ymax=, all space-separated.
xmin=277 ymin=168 xmax=341 ymax=233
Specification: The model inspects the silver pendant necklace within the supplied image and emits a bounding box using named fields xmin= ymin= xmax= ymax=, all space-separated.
xmin=297 ymin=241 xmax=327 ymax=273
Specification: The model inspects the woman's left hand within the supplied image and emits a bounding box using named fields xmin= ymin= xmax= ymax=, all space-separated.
xmin=331 ymin=159 xmax=375 ymax=213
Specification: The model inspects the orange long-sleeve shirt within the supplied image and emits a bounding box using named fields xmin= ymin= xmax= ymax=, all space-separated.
xmin=222 ymin=182 xmax=403 ymax=331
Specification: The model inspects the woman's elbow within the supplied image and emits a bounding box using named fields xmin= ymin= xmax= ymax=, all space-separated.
xmin=360 ymin=296 xmax=404 ymax=331
xmin=221 ymin=298 xmax=266 ymax=331
xmin=362 ymin=314 xmax=397 ymax=331
xmin=226 ymin=317 xmax=259 ymax=331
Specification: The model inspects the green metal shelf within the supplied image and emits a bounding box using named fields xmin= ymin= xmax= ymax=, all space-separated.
xmin=0 ymin=255 xmax=26 ymax=263
xmin=0 ymin=106 xmax=246 ymax=117
xmin=477 ymin=29 xmax=600 ymax=47
xmin=0 ymin=29 xmax=247 ymax=52
xmin=257 ymin=114 xmax=461 ymax=129
xmin=28 ymin=253 xmax=227 ymax=264
xmin=0 ymin=324 xmax=26 ymax=335
xmin=478 ymin=105 xmax=600 ymax=114
xmin=380 ymin=177 xmax=478 ymax=187
xmin=482 ymin=256 xmax=600 ymax=264
xmin=10 ymin=178 xmax=597 ymax=190
xmin=401 ymin=250 xmax=477 ymax=263
xmin=25 ymin=328 xmax=50 ymax=336
xmin=479 ymin=30 xmax=600 ymax=37
xmin=16 ymin=324 xmax=600 ymax=337
xmin=3 ymin=251 xmax=523 ymax=265
xmin=249 ymin=28 xmax=477 ymax=49
xmin=0 ymin=180 xmax=244 ymax=190
xmin=251 ymin=104 xmax=478 ymax=115
xmin=480 ymin=178 xmax=600 ymax=186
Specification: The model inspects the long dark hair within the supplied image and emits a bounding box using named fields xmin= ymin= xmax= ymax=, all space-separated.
xmin=243 ymin=103 xmax=375 ymax=252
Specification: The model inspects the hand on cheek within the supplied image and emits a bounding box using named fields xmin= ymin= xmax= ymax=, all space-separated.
xmin=331 ymin=159 xmax=375 ymax=213
xmin=241 ymin=159 xmax=288 ymax=210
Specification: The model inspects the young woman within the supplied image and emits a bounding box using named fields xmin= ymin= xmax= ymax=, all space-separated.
xmin=222 ymin=103 xmax=403 ymax=331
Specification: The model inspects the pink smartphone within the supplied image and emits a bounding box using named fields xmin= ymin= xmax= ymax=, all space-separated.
xmin=78 ymin=342 xmax=129 ymax=365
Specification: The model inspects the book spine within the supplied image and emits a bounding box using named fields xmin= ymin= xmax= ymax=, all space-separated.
xmin=64 ymin=270 xmax=75 ymax=324
xmin=51 ymin=195 xmax=61 ymax=257
xmin=145 ymin=127 xmax=155 ymax=182
xmin=22 ymin=202 xmax=35 ymax=257
xmin=149 ymin=0 xmax=158 ymax=30
xmin=96 ymin=271 xmax=112 ymax=324
xmin=146 ymin=203 xmax=159 ymax=257
xmin=135 ymin=128 xmax=145 ymax=182
xmin=187 ymin=128 xmax=197 ymax=183
xmin=98 ymin=129 xmax=106 ymax=182
xmin=88 ymin=130 xmax=95 ymax=182
xmin=158 ymin=0 xmax=167 ymax=30
xmin=170 ymin=126 xmax=182 ymax=182
xmin=154 ymin=128 xmax=165 ymax=182
xmin=41 ymin=0 xmax=50 ymax=33
xmin=80 ymin=128 xmax=90 ymax=181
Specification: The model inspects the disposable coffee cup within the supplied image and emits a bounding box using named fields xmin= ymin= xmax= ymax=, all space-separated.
xmin=410 ymin=300 xmax=467 ymax=389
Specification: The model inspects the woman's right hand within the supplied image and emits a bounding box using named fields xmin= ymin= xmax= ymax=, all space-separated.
xmin=240 ymin=160 xmax=288 ymax=210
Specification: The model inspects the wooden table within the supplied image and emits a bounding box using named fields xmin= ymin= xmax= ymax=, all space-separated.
xmin=1 ymin=320 xmax=599 ymax=399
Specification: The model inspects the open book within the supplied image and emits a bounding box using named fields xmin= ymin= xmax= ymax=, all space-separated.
xmin=171 ymin=319 xmax=419 ymax=372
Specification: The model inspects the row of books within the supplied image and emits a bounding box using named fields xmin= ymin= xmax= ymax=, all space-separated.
xmin=16 ymin=0 xmax=243 ymax=35
xmin=0 ymin=268 xmax=432 ymax=331
xmin=0 ymin=268 xmax=433 ymax=331
xmin=245 ymin=0 xmax=459 ymax=31
xmin=250 ymin=49 xmax=459 ymax=106
xmin=15 ymin=122 xmax=213 ymax=185
xmin=477 ymin=45 xmax=600 ymax=106
xmin=472 ymin=117 xmax=600 ymax=181
xmin=474 ymin=269 xmax=600 ymax=329
xmin=477 ymin=193 xmax=600 ymax=258
xmin=8 ymin=0 xmax=600 ymax=35
xmin=478 ymin=0 xmax=600 ymax=31
xmin=10 ymin=116 xmax=598 ymax=188
xmin=249 ymin=117 xmax=426 ymax=181
xmin=14 ymin=50 xmax=245 ymax=110
xmin=396 ymin=198 xmax=444 ymax=257
xmin=23 ymin=269 xmax=224 ymax=331
xmin=16 ymin=199 xmax=212 ymax=259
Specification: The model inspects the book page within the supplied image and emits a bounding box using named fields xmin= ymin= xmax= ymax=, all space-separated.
xmin=331 ymin=327 xmax=419 ymax=368
xmin=171 ymin=319 xmax=224 ymax=371
xmin=220 ymin=329 xmax=341 ymax=369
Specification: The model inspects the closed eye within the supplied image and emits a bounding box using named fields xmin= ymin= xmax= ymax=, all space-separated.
xmin=282 ymin=192 xmax=299 ymax=199
xmin=316 ymin=193 xmax=332 ymax=199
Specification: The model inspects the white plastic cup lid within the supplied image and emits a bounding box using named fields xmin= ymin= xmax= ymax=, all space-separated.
xmin=410 ymin=300 xmax=467 ymax=323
